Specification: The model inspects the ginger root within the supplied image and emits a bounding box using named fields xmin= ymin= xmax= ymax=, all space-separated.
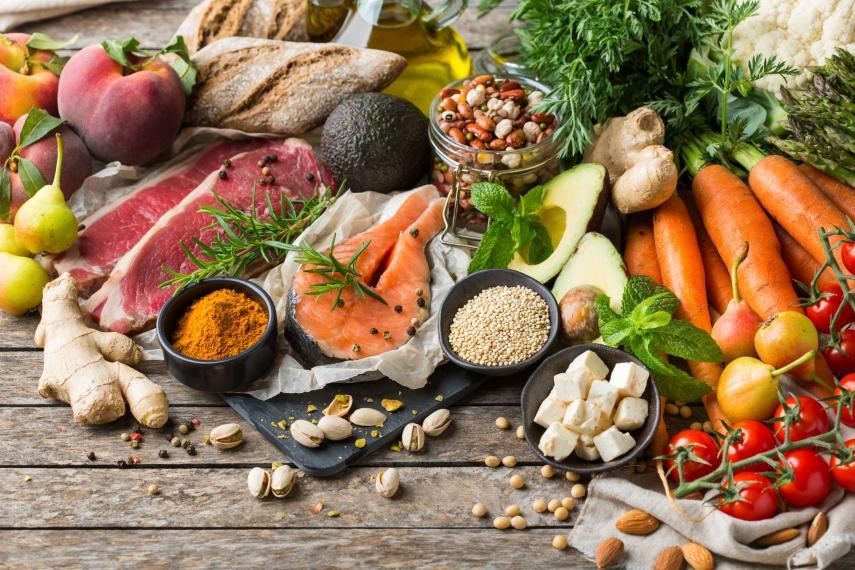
xmin=35 ymin=273 xmax=169 ymax=428
xmin=583 ymin=106 xmax=677 ymax=214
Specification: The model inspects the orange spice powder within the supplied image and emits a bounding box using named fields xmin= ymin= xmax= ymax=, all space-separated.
xmin=171 ymin=288 xmax=268 ymax=360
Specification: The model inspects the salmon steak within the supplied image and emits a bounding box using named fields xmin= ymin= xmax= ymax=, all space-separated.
xmin=285 ymin=186 xmax=445 ymax=365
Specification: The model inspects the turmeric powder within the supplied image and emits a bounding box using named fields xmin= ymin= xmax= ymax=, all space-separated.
xmin=171 ymin=288 xmax=268 ymax=360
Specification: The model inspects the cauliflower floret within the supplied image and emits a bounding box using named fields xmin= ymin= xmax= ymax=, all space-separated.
xmin=732 ymin=0 xmax=855 ymax=91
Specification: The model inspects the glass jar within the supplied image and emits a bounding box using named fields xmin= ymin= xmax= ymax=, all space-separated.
xmin=473 ymin=33 xmax=532 ymax=77
xmin=428 ymin=74 xmax=562 ymax=246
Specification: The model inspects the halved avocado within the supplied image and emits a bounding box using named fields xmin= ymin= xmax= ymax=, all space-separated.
xmin=507 ymin=163 xmax=609 ymax=283
xmin=552 ymin=232 xmax=628 ymax=311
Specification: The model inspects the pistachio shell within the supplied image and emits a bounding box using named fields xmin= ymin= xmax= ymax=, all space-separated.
xmin=209 ymin=423 xmax=244 ymax=449
xmin=375 ymin=468 xmax=400 ymax=498
xmin=350 ymin=408 xmax=387 ymax=427
xmin=317 ymin=415 xmax=353 ymax=441
xmin=402 ymin=423 xmax=425 ymax=452
xmin=323 ymin=394 xmax=353 ymax=417
xmin=290 ymin=419 xmax=324 ymax=448
xmin=247 ymin=467 xmax=271 ymax=498
xmin=422 ymin=408 xmax=451 ymax=436
xmin=271 ymin=465 xmax=296 ymax=498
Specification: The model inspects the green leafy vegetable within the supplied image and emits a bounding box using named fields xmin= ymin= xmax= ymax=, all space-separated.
xmin=597 ymin=275 xmax=723 ymax=402
xmin=100 ymin=36 xmax=197 ymax=95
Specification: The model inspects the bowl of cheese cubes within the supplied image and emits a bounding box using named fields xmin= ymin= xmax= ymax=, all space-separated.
xmin=521 ymin=345 xmax=660 ymax=474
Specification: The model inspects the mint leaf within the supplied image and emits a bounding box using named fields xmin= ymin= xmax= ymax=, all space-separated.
xmin=18 ymin=109 xmax=64 ymax=148
xmin=160 ymin=36 xmax=197 ymax=95
xmin=511 ymin=215 xmax=531 ymax=252
xmin=0 ymin=169 xmax=10 ymax=222
xmin=630 ymin=292 xmax=675 ymax=327
xmin=638 ymin=310 xmax=672 ymax=330
xmin=17 ymin=158 xmax=47 ymax=197
xmin=622 ymin=276 xmax=680 ymax=315
xmin=649 ymin=319 xmax=724 ymax=362
xmin=520 ymin=184 xmax=546 ymax=215
xmin=527 ymin=221 xmax=553 ymax=264
xmin=628 ymin=337 xmax=712 ymax=402
xmin=101 ymin=38 xmax=141 ymax=68
xmin=27 ymin=32 xmax=78 ymax=51
xmin=595 ymin=293 xmax=619 ymax=324
xmin=468 ymin=221 xmax=513 ymax=273
xmin=600 ymin=317 xmax=633 ymax=346
xmin=471 ymin=182 xmax=513 ymax=220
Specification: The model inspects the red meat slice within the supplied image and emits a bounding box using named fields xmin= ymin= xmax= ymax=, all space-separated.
xmin=84 ymin=138 xmax=334 ymax=334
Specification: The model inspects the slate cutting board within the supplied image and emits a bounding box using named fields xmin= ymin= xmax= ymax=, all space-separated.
xmin=223 ymin=364 xmax=489 ymax=477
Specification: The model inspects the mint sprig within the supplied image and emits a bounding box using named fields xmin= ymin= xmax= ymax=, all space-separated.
xmin=468 ymin=182 xmax=553 ymax=273
xmin=597 ymin=275 xmax=723 ymax=402
xmin=100 ymin=35 xmax=197 ymax=95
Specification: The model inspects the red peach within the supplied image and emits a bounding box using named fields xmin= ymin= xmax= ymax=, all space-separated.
xmin=0 ymin=33 xmax=59 ymax=126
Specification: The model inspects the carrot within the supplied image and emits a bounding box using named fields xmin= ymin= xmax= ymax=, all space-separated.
xmin=652 ymin=194 xmax=727 ymax=434
xmin=748 ymin=156 xmax=851 ymax=283
xmin=773 ymin=223 xmax=836 ymax=289
xmin=624 ymin=213 xmax=662 ymax=283
xmin=798 ymin=163 xmax=855 ymax=221
xmin=684 ymin=192 xmax=732 ymax=315
xmin=692 ymin=164 xmax=802 ymax=320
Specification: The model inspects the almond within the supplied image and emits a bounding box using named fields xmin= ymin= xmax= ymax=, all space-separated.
xmin=653 ymin=546 xmax=684 ymax=570
xmin=595 ymin=536 xmax=624 ymax=568
xmin=615 ymin=509 xmax=660 ymax=535
xmin=682 ymin=542 xmax=715 ymax=570
xmin=754 ymin=527 xmax=802 ymax=547
xmin=807 ymin=512 xmax=828 ymax=547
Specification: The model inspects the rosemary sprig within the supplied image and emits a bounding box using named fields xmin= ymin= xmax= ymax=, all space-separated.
xmin=282 ymin=236 xmax=387 ymax=311
xmin=160 ymin=183 xmax=341 ymax=290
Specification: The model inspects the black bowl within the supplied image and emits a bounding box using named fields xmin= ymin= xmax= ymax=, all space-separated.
xmin=438 ymin=269 xmax=560 ymax=377
xmin=521 ymin=345 xmax=660 ymax=474
xmin=156 ymin=277 xmax=277 ymax=393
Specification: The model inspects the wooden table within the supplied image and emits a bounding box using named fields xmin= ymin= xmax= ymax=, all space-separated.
xmin=2 ymin=3 xmax=852 ymax=567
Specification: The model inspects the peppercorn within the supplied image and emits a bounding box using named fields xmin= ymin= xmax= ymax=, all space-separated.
xmin=87 ymin=452 xmax=96 ymax=461
xmin=178 ymin=424 xmax=189 ymax=435
xmin=407 ymin=327 xmax=416 ymax=336
xmin=158 ymin=449 xmax=169 ymax=459
xmin=266 ymin=154 xmax=277 ymax=163
xmin=120 ymin=432 xmax=130 ymax=442
xmin=186 ymin=445 xmax=197 ymax=456
xmin=416 ymin=297 xmax=426 ymax=307
xmin=130 ymin=440 xmax=139 ymax=449
xmin=410 ymin=228 xmax=420 ymax=238
xmin=394 ymin=305 xmax=403 ymax=313
xmin=415 ymin=288 xmax=423 ymax=296
xmin=258 ymin=177 xmax=267 ymax=186
xmin=305 ymin=172 xmax=314 ymax=182
xmin=369 ymin=328 xmax=378 ymax=335
xmin=262 ymin=166 xmax=271 ymax=176
xmin=130 ymin=432 xmax=142 ymax=441
xmin=257 ymin=159 xmax=266 ymax=167
xmin=223 ymin=159 xmax=232 ymax=168
xmin=218 ymin=170 xmax=227 ymax=180
xmin=267 ymin=176 xmax=275 ymax=185
xmin=116 ymin=459 xmax=127 ymax=468
xmin=383 ymin=331 xmax=391 ymax=340
xmin=171 ymin=437 xmax=181 ymax=447
xmin=191 ymin=418 xmax=201 ymax=428
xmin=352 ymin=343 xmax=361 ymax=352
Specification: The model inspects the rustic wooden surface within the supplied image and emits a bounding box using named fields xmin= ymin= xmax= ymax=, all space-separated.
xmin=4 ymin=2 xmax=853 ymax=568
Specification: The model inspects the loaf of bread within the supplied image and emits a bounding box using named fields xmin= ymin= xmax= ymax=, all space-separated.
xmin=177 ymin=0 xmax=309 ymax=54
xmin=187 ymin=38 xmax=407 ymax=134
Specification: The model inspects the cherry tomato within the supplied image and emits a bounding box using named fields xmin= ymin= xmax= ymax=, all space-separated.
xmin=843 ymin=241 xmax=855 ymax=275
xmin=717 ymin=472 xmax=779 ymax=521
xmin=773 ymin=395 xmax=830 ymax=442
xmin=806 ymin=283 xmax=855 ymax=334
xmin=726 ymin=420 xmax=777 ymax=473
xmin=665 ymin=429 xmax=721 ymax=483
xmin=824 ymin=328 xmax=855 ymax=377
xmin=830 ymin=439 xmax=855 ymax=492
xmin=778 ymin=448 xmax=832 ymax=508
xmin=835 ymin=373 xmax=855 ymax=428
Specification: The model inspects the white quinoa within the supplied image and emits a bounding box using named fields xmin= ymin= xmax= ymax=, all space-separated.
xmin=448 ymin=285 xmax=550 ymax=366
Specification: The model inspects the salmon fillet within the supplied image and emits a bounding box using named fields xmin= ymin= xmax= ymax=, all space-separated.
xmin=286 ymin=186 xmax=445 ymax=364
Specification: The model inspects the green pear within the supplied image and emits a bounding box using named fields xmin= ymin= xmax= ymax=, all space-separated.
xmin=14 ymin=133 xmax=78 ymax=255
xmin=0 ymin=252 xmax=50 ymax=315
xmin=0 ymin=223 xmax=29 ymax=256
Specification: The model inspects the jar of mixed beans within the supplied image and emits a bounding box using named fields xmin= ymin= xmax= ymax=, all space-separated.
xmin=428 ymin=73 xmax=561 ymax=241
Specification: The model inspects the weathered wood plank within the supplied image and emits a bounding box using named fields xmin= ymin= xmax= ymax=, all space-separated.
xmin=0 ymin=466 xmax=588 ymax=528
xmin=0 ymin=313 xmax=38 ymax=349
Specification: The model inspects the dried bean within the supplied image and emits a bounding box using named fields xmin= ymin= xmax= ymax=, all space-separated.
xmin=466 ymin=123 xmax=492 ymax=142
xmin=499 ymin=80 xmax=521 ymax=92
xmin=457 ymin=102 xmax=474 ymax=120
xmin=442 ymin=98 xmax=457 ymax=112
xmin=440 ymin=87 xmax=460 ymax=99
xmin=499 ymin=89 xmax=525 ymax=101
xmin=476 ymin=115 xmax=496 ymax=130
xmin=448 ymin=127 xmax=467 ymax=145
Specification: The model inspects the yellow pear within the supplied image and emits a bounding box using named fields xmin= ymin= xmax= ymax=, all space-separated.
xmin=0 ymin=223 xmax=29 ymax=256
xmin=14 ymin=133 xmax=78 ymax=254
xmin=0 ymin=252 xmax=50 ymax=315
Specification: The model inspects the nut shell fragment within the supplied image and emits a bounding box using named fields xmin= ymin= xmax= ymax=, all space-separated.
xmin=209 ymin=423 xmax=244 ymax=449
xmin=317 ymin=415 xmax=353 ymax=441
xmin=422 ymin=408 xmax=451 ymax=436
xmin=323 ymin=394 xmax=353 ymax=417
xmin=291 ymin=419 xmax=324 ymax=448
xmin=350 ymin=408 xmax=387 ymax=427
xmin=247 ymin=467 xmax=271 ymax=498
xmin=375 ymin=468 xmax=400 ymax=498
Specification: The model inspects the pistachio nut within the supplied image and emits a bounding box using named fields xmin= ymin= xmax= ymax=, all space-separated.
xmin=350 ymin=408 xmax=387 ymax=427
xmin=375 ymin=468 xmax=400 ymax=498
xmin=317 ymin=415 xmax=353 ymax=441
xmin=402 ymin=423 xmax=425 ymax=452
xmin=247 ymin=467 xmax=271 ymax=498
xmin=323 ymin=394 xmax=353 ymax=417
xmin=422 ymin=408 xmax=451 ymax=437
xmin=209 ymin=423 xmax=244 ymax=449
xmin=381 ymin=399 xmax=404 ymax=412
xmin=290 ymin=419 xmax=324 ymax=448
xmin=271 ymin=465 xmax=296 ymax=498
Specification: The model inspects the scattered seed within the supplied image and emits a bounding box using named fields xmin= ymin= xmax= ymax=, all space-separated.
xmin=23 ymin=475 xmax=32 ymax=482
xmin=407 ymin=327 xmax=416 ymax=336
xmin=493 ymin=516 xmax=511 ymax=530
xmin=416 ymin=297 xmax=426 ymax=307
xmin=262 ymin=166 xmax=271 ymax=176
xmin=702 ymin=421 xmax=713 ymax=432
xmin=383 ymin=331 xmax=392 ymax=340
xmin=472 ymin=503 xmax=487 ymax=518
xmin=515 ymin=425 xmax=525 ymax=440
xmin=665 ymin=403 xmax=680 ymax=416
xmin=541 ymin=465 xmax=555 ymax=478
xmin=410 ymin=228 xmax=420 ymax=238
xmin=495 ymin=417 xmax=510 ymax=430
xmin=554 ymin=507 xmax=569 ymax=521
xmin=415 ymin=288 xmax=423 ymax=296
xmin=511 ymin=515 xmax=527 ymax=530
xmin=328 ymin=511 xmax=340 ymax=518
xmin=394 ymin=305 xmax=403 ymax=313
xmin=565 ymin=471 xmax=580 ymax=482
xmin=571 ymin=483 xmax=587 ymax=499
xmin=509 ymin=474 xmax=525 ymax=489
xmin=505 ymin=504 xmax=521 ymax=517
xmin=158 ymin=450 xmax=169 ymax=459
xmin=130 ymin=440 xmax=140 ymax=449
xmin=369 ymin=327 xmax=379 ymax=335
xmin=170 ymin=437 xmax=181 ymax=447
xmin=502 ymin=455 xmax=517 ymax=468
xmin=553 ymin=535 xmax=568 ymax=550
xmin=485 ymin=456 xmax=501 ymax=468
xmin=87 ymin=452 xmax=96 ymax=461
xmin=679 ymin=405 xmax=693 ymax=419
xmin=178 ymin=424 xmax=190 ymax=435
xmin=690 ymin=421 xmax=703 ymax=431
xmin=533 ymin=499 xmax=548 ymax=513
xmin=267 ymin=176 xmax=276 ymax=185
xmin=561 ymin=497 xmax=576 ymax=511
xmin=186 ymin=445 xmax=197 ymax=456
xmin=547 ymin=499 xmax=561 ymax=513
xmin=120 ymin=433 xmax=130 ymax=442
xmin=355 ymin=438 xmax=366 ymax=448
xmin=223 ymin=159 xmax=232 ymax=168
xmin=218 ymin=170 xmax=227 ymax=180
xmin=148 ymin=484 xmax=159 ymax=496
xmin=116 ymin=459 xmax=127 ymax=468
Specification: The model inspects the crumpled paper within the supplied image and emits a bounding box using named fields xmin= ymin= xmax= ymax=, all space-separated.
xmin=569 ymin=377 xmax=854 ymax=569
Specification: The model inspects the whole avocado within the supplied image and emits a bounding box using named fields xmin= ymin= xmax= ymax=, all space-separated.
xmin=321 ymin=93 xmax=430 ymax=194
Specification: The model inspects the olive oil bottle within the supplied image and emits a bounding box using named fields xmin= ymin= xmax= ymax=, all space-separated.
xmin=307 ymin=0 xmax=472 ymax=114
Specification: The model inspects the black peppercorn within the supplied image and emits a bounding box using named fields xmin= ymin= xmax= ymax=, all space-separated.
xmin=410 ymin=228 xmax=419 ymax=238
xmin=187 ymin=445 xmax=197 ymax=456
xmin=407 ymin=327 xmax=416 ymax=336
xmin=394 ymin=305 xmax=403 ymax=313
xmin=267 ymin=175 xmax=275 ymax=185
xmin=305 ymin=172 xmax=315 ymax=182
xmin=87 ymin=452 xmax=96 ymax=461
xmin=158 ymin=449 xmax=169 ymax=459
xmin=116 ymin=459 xmax=127 ymax=468
xmin=417 ymin=297 xmax=426 ymax=307
xmin=267 ymin=154 xmax=277 ymax=163
xmin=369 ymin=327 xmax=378 ymax=335
xmin=218 ymin=169 xmax=227 ymax=180
xmin=257 ymin=159 xmax=266 ymax=167
xmin=258 ymin=177 xmax=267 ymax=186
xmin=223 ymin=159 xmax=232 ymax=168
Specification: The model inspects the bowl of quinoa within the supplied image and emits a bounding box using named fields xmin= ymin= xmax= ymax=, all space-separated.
xmin=439 ymin=269 xmax=559 ymax=377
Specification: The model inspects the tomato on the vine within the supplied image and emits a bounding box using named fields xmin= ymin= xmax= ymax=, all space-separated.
xmin=843 ymin=241 xmax=855 ymax=275
xmin=726 ymin=420 xmax=777 ymax=473
xmin=835 ymin=373 xmax=855 ymax=428
xmin=665 ymin=429 xmax=720 ymax=483
xmin=830 ymin=439 xmax=855 ymax=492
xmin=806 ymin=283 xmax=854 ymax=334
xmin=717 ymin=472 xmax=778 ymax=521
xmin=824 ymin=328 xmax=855 ymax=377
xmin=773 ymin=395 xmax=830 ymax=443
xmin=778 ymin=448 xmax=832 ymax=508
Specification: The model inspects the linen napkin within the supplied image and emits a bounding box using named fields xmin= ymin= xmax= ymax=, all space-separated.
xmin=0 ymin=0 xmax=134 ymax=31
xmin=569 ymin=379 xmax=855 ymax=569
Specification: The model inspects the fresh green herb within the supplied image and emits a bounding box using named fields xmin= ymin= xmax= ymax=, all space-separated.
xmin=597 ymin=276 xmax=723 ymax=402
xmin=285 ymin=236 xmax=388 ymax=311
xmin=468 ymin=181 xmax=553 ymax=273
xmin=160 ymin=184 xmax=340 ymax=289
xmin=100 ymin=36 xmax=197 ymax=95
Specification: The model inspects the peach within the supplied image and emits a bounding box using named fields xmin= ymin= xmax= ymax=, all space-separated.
xmin=58 ymin=44 xmax=185 ymax=165
xmin=0 ymin=33 xmax=59 ymax=126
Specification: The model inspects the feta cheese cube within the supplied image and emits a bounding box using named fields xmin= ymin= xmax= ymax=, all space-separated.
xmin=539 ymin=422 xmax=579 ymax=461
xmin=562 ymin=399 xmax=586 ymax=428
xmin=534 ymin=397 xmax=567 ymax=429
xmin=577 ymin=401 xmax=611 ymax=435
xmin=566 ymin=350 xmax=609 ymax=382
xmin=554 ymin=368 xmax=592 ymax=402
xmin=609 ymin=361 xmax=650 ymax=398
xmin=613 ymin=397 xmax=649 ymax=431
xmin=587 ymin=379 xmax=619 ymax=417
xmin=593 ymin=426 xmax=637 ymax=462
xmin=575 ymin=438 xmax=601 ymax=461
